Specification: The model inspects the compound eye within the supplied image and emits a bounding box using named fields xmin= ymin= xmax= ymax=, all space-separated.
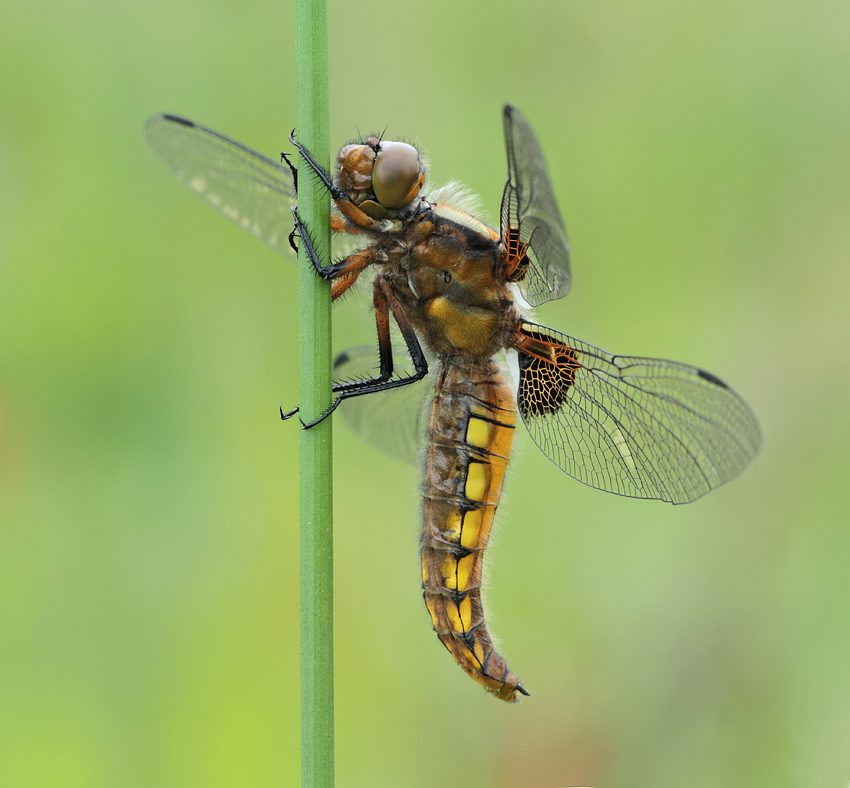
xmin=372 ymin=141 xmax=421 ymax=208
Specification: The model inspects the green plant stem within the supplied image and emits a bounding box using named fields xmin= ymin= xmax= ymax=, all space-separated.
xmin=294 ymin=0 xmax=333 ymax=786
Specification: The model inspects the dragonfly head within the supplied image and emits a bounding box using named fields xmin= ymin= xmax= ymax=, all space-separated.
xmin=338 ymin=138 xmax=424 ymax=210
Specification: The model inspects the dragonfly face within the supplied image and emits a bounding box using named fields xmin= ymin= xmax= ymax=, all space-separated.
xmin=146 ymin=106 xmax=762 ymax=702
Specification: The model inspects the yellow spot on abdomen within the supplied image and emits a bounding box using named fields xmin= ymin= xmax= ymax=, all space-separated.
xmin=460 ymin=508 xmax=483 ymax=549
xmin=465 ymin=462 xmax=488 ymax=501
xmin=466 ymin=417 xmax=493 ymax=448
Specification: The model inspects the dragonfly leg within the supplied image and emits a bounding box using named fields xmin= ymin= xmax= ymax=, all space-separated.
xmin=282 ymin=149 xmax=344 ymax=232
xmin=280 ymin=151 xmax=298 ymax=194
xmin=289 ymin=206 xmax=334 ymax=279
xmin=290 ymin=206 xmax=382 ymax=300
xmin=287 ymin=221 xmax=299 ymax=255
xmin=279 ymin=398 xmax=343 ymax=428
xmin=281 ymin=276 xmax=429 ymax=430
xmin=288 ymin=130 xmax=382 ymax=230
xmin=288 ymin=129 xmax=340 ymax=199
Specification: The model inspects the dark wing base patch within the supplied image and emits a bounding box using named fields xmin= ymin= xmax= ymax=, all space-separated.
xmin=516 ymin=325 xmax=580 ymax=416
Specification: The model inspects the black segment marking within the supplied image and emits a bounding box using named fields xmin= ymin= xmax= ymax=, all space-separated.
xmin=444 ymin=588 xmax=469 ymax=604
xmin=465 ymin=392 xmax=517 ymax=414
xmin=465 ymin=413 xmax=516 ymax=430
xmin=459 ymin=631 xmax=478 ymax=651
xmin=446 ymin=544 xmax=474 ymax=560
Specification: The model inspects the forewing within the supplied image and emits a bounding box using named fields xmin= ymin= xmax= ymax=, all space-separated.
xmin=333 ymin=345 xmax=434 ymax=466
xmin=145 ymin=114 xmax=296 ymax=258
xmin=514 ymin=325 xmax=762 ymax=503
xmin=500 ymin=105 xmax=571 ymax=305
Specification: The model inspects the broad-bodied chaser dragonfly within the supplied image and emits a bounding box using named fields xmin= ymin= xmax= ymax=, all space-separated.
xmin=146 ymin=106 xmax=761 ymax=702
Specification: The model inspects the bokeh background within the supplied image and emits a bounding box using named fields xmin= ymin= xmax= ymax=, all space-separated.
xmin=2 ymin=0 xmax=849 ymax=785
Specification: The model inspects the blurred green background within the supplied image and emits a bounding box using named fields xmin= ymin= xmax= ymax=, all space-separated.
xmin=2 ymin=0 xmax=848 ymax=785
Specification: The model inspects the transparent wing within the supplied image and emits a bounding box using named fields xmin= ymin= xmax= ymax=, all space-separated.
xmin=145 ymin=114 xmax=296 ymax=258
xmin=514 ymin=324 xmax=762 ymax=503
xmin=333 ymin=345 xmax=435 ymax=466
xmin=500 ymin=105 xmax=571 ymax=306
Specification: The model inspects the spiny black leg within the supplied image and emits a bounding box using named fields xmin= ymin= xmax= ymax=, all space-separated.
xmin=280 ymin=311 xmax=429 ymax=431
xmin=280 ymin=151 xmax=298 ymax=195
xmin=292 ymin=281 xmax=429 ymax=429
xmin=290 ymin=207 xmax=351 ymax=280
xmin=280 ymin=148 xmax=298 ymax=256
xmin=289 ymin=130 xmax=344 ymax=201
xmin=298 ymin=397 xmax=345 ymax=429
xmin=280 ymin=205 xmax=337 ymax=424
xmin=280 ymin=395 xmax=342 ymax=429
xmin=282 ymin=358 xmax=428 ymax=430
xmin=290 ymin=207 xmax=331 ymax=279
xmin=298 ymin=364 xmax=427 ymax=429
xmin=281 ymin=401 xmax=336 ymax=429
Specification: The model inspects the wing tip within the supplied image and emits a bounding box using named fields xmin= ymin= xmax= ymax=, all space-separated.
xmin=161 ymin=113 xmax=195 ymax=128
xmin=145 ymin=113 xmax=195 ymax=137
xmin=696 ymin=368 xmax=729 ymax=389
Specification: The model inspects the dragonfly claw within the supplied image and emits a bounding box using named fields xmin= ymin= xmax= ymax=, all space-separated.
xmin=281 ymin=401 xmax=338 ymax=429
xmin=297 ymin=397 xmax=344 ymax=429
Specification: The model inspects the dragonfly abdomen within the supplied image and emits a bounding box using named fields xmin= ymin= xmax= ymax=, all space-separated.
xmin=420 ymin=359 xmax=527 ymax=701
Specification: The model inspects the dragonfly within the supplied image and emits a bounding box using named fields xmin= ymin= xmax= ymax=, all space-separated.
xmin=146 ymin=106 xmax=762 ymax=702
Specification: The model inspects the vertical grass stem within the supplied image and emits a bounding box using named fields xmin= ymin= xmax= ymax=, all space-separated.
xmin=294 ymin=0 xmax=333 ymax=785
